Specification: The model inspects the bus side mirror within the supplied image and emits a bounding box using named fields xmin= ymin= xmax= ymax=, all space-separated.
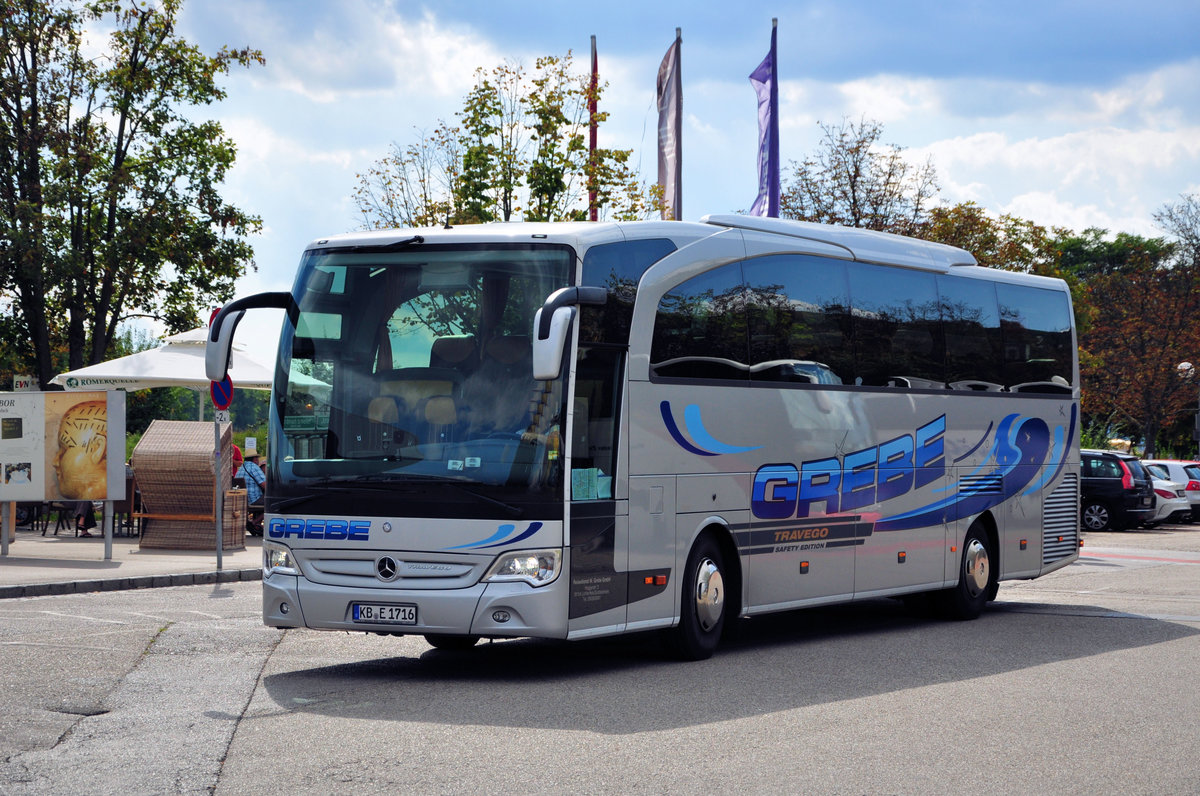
xmin=206 ymin=310 xmax=245 ymax=382
xmin=531 ymin=287 xmax=606 ymax=380
xmin=205 ymin=291 xmax=295 ymax=382
xmin=532 ymin=306 xmax=576 ymax=380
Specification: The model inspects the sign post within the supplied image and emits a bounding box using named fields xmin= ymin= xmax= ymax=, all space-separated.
xmin=211 ymin=376 xmax=233 ymax=570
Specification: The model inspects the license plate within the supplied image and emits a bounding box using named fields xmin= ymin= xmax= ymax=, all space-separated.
xmin=353 ymin=603 xmax=417 ymax=624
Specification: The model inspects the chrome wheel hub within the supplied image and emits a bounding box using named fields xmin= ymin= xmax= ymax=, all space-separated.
xmin=963 ymin=539 xmax=989 ymax=598
xmin=693 ymin=557 xmax=724 ymax=631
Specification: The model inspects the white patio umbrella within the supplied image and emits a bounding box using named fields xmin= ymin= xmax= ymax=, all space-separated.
xmin=51 ymin=327 xmax=274 ymax=393
xmin=47 ymin=327 xmax=282 ymax=560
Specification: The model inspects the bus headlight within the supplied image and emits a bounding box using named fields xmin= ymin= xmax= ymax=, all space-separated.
xmin=483 ymin=549 xmax=561 ymax=587
xmin=263 ymin=541 xmax=299 ymax=577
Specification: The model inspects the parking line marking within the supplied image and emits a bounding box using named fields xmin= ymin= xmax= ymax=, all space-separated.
xmin=1080 ymin=551 xmax=1200 ymax=565
xmin=38 ymin=611 xmax=127 ymax=624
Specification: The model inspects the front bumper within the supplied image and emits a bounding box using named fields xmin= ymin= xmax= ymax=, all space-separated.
xmin=263 ymin=571 xmax=570 ymax=640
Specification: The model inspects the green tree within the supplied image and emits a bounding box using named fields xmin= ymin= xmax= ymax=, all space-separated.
xmin=1056 ymin=227 xmax=1174 ymax=280
xmin=0 ymin=0 xmax=263 ymax=388
xmin=352 ymin=122 xmax=460 ymax=229
xmin=354 ymin=51 xmax=659 ymax=229
xmin=1154 ymin=193 xmax=1200 ymax=269
xmin=1075 ymin=195 xmax=1200 ymax=456
xmin=921 ymin=202 xmax=1062 ymax=275
xmin=1080 ymin=254 xmax=1200 ymax=457
xmin=780 ymin=117 xmax=938 ymax=235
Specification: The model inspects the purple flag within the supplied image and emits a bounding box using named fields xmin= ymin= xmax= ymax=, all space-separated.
xmin=749 ymin=19 xmax=779 ymax=217
xmin=657 ymin=29 xmax=682 ymax=220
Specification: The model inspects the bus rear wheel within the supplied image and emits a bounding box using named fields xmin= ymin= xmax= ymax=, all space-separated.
xmin=424 ymin=634 xmax=480 ymax=650
xmin=937 ymin=523 xmax=996 ymax=620
xmin=670 ymin=534 xmax=727 ymax=660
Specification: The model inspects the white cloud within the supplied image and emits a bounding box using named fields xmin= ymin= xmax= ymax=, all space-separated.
xmin=175 ymin=1 xmax=1200 ymax=274
xmin=188 ymin=2 xmax=502 ymax=103
xmin=833 ymin=75 xmax=943 ymax=125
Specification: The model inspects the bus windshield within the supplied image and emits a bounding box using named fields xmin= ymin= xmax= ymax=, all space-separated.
xmin=271 ymin=242 xmax=575 ymax=519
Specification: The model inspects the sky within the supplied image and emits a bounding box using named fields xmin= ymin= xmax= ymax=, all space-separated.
xmin=167 ymin=0 xmax=1200 ymax=354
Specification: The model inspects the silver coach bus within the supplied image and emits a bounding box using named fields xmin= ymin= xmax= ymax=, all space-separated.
xmin=207 ymin=215 xmax=1080 ymax=659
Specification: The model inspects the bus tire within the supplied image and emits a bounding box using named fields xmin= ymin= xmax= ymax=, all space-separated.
xmin=670 ymin=533 xmax=727 ymax=660
xmin=424 ymin=634 xmax=480 ymax=650
xmin=937 ymin=522 xmax=995 ymax=621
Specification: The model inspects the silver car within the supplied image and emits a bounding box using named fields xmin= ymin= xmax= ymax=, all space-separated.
xmin=1143 ymin=460 xmax=1200 ymax=521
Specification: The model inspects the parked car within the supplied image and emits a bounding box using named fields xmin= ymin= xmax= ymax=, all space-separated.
xmin=1142 ymin=459 xmax=1200 ymax=521
xmin=1147 ymin=477 xmax=1192 ymax=526
xmin=1080 ymin=448 xmax=1156 ymax=531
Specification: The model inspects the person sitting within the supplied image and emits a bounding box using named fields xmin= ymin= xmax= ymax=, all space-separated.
xmin=236 ymin=444 xmax=266 ymax=535
xmin=74 ymin=500 xmax=97 ymax=538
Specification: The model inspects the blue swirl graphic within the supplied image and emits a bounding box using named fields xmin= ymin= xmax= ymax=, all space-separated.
xmin=876 ymin=413 xmax=1053 ymax=531
xmin=661 ymin=401 xmax=716 ymax=456
xmin=661 ymin=401 xmax=762 ymax=456
xmin=444 ymin=521 xmax=544 ymax=550
xmin=1021 ymin=404 xmax=1077 ymax=497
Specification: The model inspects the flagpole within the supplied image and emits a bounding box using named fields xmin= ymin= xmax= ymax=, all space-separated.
xmin=768 ymin=18 xmax=779 ymax=218
xmin=672 ymin=27 xmax=682 ymax=220
xmin=588 ymin=35 xmax=598 ymax=222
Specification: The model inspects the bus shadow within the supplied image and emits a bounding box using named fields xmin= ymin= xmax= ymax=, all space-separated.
xmin=260 ymin=598 xmax=1198 ymax=734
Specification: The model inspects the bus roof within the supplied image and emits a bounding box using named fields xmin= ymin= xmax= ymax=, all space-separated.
xmin=307 ymin=217 xmax=1076 ymax=282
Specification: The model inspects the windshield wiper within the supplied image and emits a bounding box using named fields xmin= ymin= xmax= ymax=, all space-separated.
xmin=330 ymin=235 xmax=424 ymax=254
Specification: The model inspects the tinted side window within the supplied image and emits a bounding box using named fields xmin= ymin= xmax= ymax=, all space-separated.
xmin=1146 ymin=463 xmax=1168 ymax=479
xmin=1086 ymin=457 xmax=1121 ymax=479
xmin=581 ymin=238 xmax=677 ymax=345
xmin=937 ymin=274 xmax=1004 ymax=390
xmin=996 ymin=283 xmax=1074 ymax=392
xmin=743 ymin=254 xmax=852 ymax=384
xmin=847 ymin=262 xmax=942 ymax=388
xmin=1123 ymin=459 xmax=1148 ymax=480
xmin=651 ymin=263 xmax=748 ymax=380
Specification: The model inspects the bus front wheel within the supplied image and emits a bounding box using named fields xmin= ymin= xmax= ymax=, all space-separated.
xmin=670 ymin=534 xmax=727 ymax=660
xmin=937 ymin=523 xmax=996 ymax=621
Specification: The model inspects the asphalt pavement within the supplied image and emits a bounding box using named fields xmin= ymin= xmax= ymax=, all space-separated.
xmin=0 ymin=522 xmax=262 ymax=599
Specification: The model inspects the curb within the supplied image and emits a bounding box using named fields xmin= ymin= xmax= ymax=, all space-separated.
xmin=0 ymin=568 xmax=262 ymax=600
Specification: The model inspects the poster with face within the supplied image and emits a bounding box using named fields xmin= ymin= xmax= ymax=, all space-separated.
xmin=47 ymin=395 xmax=110 ymax=500
xmin=47 ymin=392 xmax=126 ymax=501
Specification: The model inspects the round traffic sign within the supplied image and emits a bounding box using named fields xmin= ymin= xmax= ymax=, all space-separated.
xmin=210 ymin=375 xmax=234 ymax=410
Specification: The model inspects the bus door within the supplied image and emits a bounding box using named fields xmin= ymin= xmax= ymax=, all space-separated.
xmin=567 ymin=345 xmax=633 ymax=636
